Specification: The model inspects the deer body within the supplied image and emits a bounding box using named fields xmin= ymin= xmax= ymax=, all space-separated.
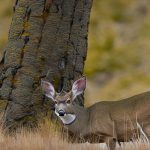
xmin=41 ymin=77 xmax=150 ymax=150
xmin=64 ymin=93 xmax=150 ymax=145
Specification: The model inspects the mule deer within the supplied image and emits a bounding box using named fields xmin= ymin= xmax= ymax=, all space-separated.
xmin=41 ymin=77 xmax=150 ymax=150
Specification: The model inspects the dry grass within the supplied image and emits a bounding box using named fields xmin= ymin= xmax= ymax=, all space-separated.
xmin=0 ymin=119 xmax=149 ymax=150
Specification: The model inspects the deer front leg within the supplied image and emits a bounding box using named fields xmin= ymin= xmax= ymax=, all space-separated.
xmin=105 ymin=137 xmax=116 ymax=150
xmin=104 ymin=121 xmax=117 ymax=150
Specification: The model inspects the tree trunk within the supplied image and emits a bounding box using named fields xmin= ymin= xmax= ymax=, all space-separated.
xmin=0 ymin=0 xmax=93 ymax=131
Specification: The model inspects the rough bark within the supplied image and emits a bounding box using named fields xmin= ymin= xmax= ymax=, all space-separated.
xmin=0 ymin=0 xmax=93 ymax=131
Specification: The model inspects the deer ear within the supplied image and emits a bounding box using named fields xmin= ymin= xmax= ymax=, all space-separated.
xmin=41 ymin=79 xmax=55 ymax=100
xmin=72 ymin=77 xmax=86 ymax=100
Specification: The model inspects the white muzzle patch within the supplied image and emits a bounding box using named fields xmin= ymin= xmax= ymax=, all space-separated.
xmin=55 ymin=110 xmax=76 ymax=125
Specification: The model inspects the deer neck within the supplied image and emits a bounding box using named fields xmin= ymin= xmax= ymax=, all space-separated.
xmin=64 ymin=105 xmax=89 ymax=135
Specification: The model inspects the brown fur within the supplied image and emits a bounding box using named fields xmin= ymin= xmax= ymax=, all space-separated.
xmin=56 ymin=91 xmax=150 ymax=150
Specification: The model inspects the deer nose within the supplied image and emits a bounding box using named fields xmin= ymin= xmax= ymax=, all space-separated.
xmin=58 ymin=110 xmax=65 ymax=116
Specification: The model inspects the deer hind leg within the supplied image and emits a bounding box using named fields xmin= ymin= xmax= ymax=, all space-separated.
xmin=105 ymin=137 xmax=116 ymax=150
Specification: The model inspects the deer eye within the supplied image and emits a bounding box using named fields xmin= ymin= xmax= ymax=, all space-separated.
xmin=66 ymin=99 xmax=71 ymax=104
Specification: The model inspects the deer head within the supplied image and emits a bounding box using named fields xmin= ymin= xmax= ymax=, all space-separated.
xmin=41 ymin=77 xmax=86 ymax=125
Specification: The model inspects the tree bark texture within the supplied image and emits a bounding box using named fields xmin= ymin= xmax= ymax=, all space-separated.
xmin=0 ymin=0 xmax=93 ymax=131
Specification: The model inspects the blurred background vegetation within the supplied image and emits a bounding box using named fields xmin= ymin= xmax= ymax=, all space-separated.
xmin=0 ymin=0 xmax=150 ymax=106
